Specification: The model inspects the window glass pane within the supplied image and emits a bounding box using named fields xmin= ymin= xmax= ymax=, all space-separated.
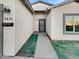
xmin=74 ymin=16 xmax=79 ymax=32
xmin=65 ymin=16 xmax=74 ymax=32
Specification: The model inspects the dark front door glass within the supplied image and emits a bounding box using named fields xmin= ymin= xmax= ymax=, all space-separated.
xmin=39 ymin=19 xmax=46 ymax=32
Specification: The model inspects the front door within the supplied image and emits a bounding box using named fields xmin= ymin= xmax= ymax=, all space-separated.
xmin=39 ymin=19 xmax=46 ymax=32
xmin=0 ymin=4 xmax=3 ymax=56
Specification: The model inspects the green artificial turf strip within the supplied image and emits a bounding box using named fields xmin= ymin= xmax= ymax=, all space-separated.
xmin=16 ymin=34 xmax=38 ymax=57
xmin=51 ymin=40 xmax=79 ymax=59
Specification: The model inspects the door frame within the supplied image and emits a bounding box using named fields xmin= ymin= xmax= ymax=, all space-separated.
xmin=0 ymin=4 xmax=4 ymax=56
xmin=39 ymin=19 xmax=46 ymax=32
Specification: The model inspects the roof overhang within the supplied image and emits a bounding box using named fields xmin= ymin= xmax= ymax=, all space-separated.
xmin=75 ymin=0 xmax=79 ymax=2
xmin=31 ymin=1 xmax=54 ymax=6
xmin=20 ymin=0 xmax=35 ymax=14
xmin=34 ymin=10 xmax=46 ymax=14
xmin=45 ymin=0 xmax=79 ymax=14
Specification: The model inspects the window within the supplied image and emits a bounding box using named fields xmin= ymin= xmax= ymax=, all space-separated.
xmin=64 ymin=14 xmax=79 ymax=34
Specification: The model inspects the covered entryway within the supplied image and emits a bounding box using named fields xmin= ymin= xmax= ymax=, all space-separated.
xmin=0 ymin=4 xmax=3 ymax=56
xmin=39 ymin=19 xmax=46 ymax=32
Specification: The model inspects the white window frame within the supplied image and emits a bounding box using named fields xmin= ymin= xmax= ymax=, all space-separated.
xmin=63 ymin=14 xmax=79 ymax=34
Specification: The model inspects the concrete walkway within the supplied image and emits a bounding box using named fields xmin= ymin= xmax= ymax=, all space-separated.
xmin=35 ymin=33 xmax=58 ymax=59
xmin=0 ymin=33 xmax=58 ymax=59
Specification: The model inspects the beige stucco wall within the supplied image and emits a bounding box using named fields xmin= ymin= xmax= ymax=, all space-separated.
xmin=32 ymin=3 xmax=50 ymax=11
xmin=15 ymin=0 xmax=34 ymax=54
xmin=0 ymin=0 xmax=34 ymax=56
xmin=46 ymin=11 xmax=52 ymax=38
xmin=51 ymin=2 xmax=79 ymax=40
xmin=34 ymin=14 xmax=46 ymax=31
xmin=0 ymin=0 xmax=16 ymax=56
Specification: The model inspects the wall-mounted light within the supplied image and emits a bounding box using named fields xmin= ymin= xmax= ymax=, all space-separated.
xmin=4 ymin=6 xmax=11 ymax=13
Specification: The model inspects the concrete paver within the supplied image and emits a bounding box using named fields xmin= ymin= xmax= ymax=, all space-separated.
xmin=0 ymin=56 xmax=24 ymax=59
